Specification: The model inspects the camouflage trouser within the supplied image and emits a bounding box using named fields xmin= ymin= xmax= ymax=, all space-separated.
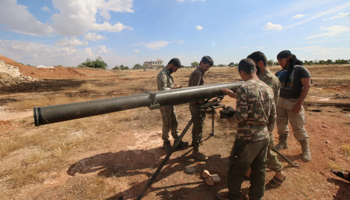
xmin=227 ymin=139 xmax=268 ymax=200
xmin=276 ymin=97 xmax=309 ymax=142
xmin=160 ymin=105 xmax=179 ymax=141
xmin=189 ymin=104 xmax=206 ymax=150
xmin=266 ymin=136 xmax=283 ymax=172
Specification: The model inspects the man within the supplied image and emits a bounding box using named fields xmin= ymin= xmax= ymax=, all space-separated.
xmin=274 ymin=50 xmax=311 ymax=162
xmin=247 ymin=51 xmax=286 ymax=188
xmin=219 ymin=58 xmax=276 ymax=200
xmin=188 ymin=56 xmax=213 ymax=161
xmin=157 ymin=58 xmax=188 ymax=152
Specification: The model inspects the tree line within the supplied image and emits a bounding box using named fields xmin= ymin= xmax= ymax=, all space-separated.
xmin=77 ymin=57 xmax=350 ymax=70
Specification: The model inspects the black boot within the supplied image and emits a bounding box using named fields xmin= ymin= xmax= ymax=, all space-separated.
xmin=163 ymin=141 xmax=172 ymax=152
xmin=177 ymin=140 xmax=189 ymax=148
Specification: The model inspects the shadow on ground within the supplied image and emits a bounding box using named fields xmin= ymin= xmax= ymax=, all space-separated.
xmin=67 ymin=147 xmax=232 ymax=200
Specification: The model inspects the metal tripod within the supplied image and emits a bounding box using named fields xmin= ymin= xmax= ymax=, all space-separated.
xmin=137 ymin=97 xmax=224 ymax=200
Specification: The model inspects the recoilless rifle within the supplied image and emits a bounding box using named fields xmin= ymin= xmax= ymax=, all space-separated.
xmin=33 ymin=82 xmax=241 ymax=199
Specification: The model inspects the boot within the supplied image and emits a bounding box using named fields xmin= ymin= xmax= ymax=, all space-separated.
xmin=163 ymin=141 xmax=172 ymax=152
xmin=300 ymin=140 xmax=311 ymax=162
xmin=192 ymin=150 xmax=208 ymax=161
xmin=274 ymin=135 xmax=289 ymax=150
xmin=177 ymin=140 xmax=189 ymax=148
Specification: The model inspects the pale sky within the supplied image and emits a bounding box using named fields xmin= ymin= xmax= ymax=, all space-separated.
xmin=0 ymin=0 xmax=349 ymax=68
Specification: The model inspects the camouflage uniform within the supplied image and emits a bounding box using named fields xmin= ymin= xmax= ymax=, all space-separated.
xmin=258 ymin=69 xmax=283 ymax=172
xmin=157 ymin=68 xmax=179 ymax=141
xmin=227 ymin=79 xmax=276 ymax=200
xmin=259 ymin=69 xmax=280 ymax=104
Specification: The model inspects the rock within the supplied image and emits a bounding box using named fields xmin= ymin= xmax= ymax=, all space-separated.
xmin=184 ymin=166 xmax=196 ymax=174
xmin=211 ymin=174 xmax=221 ymax=183
xmin=202 ymin=170 xmax=211 ymax=178
xmin=203 ymin=171 xmax=221 ymax=186
xmin=205 ymin=177 xmax=215 ymax=186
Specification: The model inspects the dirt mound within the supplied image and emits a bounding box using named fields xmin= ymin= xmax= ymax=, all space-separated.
xmin=0 ymin=55 xmax=86 ymax=79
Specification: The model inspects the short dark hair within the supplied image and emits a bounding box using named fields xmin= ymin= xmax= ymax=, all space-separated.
xmin=200 ymin=56 xmax=214 ymax=66
xmin=168 ymin=58 xmax=181 ymax=68
xmin=238 ymin=58 xmax=256 ymax=74
xmin=247 ymin=51 xmax=267 ymax=66
xmin=277 ymin=50 xmax=292 ymax=59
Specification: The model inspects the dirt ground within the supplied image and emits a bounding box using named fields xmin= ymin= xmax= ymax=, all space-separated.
xmin=0 ymin=55 xmax=350 ymax=200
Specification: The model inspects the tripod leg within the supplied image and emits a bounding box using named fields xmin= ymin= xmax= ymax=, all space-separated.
xmin=210 ymin=108 xmax=215 ymax=136
xmin=137 ymin=118 xmax=194 ymax=200
xmin=271 ymin=147 xmax=300 ymax=167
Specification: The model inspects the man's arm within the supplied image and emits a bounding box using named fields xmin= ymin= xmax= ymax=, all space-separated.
xmin=188 ymin=72 xmax=201 ymax=87
xmin=222 ymin=88 xmax=237 ymax=99
xmin=293 ymin=77 xmax=311 ymax=113
xmin=157 ymin=73 xmax=168 ymax=91
xmin=268 ymin=101 xmax=276 ymax=135
xmin=231 ymin=87 xmax=247 ymax=123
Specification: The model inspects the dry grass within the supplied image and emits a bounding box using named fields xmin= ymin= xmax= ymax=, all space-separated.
xmin=77 ymin=82 xmax=96 ymax=92
xmin=5 ymin=149 xmax=49 ymax=188
xmin=326 ymin=161 xmax=340 ymax=171
xmin=341 ymin=143 xmax=350 ymax=156
xmin=0 ymin=134 xmax=43 ymax=159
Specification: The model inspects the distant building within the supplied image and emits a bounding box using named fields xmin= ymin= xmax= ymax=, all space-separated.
xmin=143 ymin=59 xmax=163 ymax=69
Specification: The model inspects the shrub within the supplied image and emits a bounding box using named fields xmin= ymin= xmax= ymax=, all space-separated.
xmin=78 ymin=56 xmax=108 ymax=69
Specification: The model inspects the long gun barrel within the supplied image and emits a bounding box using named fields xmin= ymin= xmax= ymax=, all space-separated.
xmin=33 ymin=82 xmax=242 ymax=126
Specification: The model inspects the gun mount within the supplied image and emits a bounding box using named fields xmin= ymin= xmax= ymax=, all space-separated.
xmin=33 ymin=82 xmax=243 ymax=126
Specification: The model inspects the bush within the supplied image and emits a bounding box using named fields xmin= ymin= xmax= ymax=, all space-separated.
xmin=78 ymin=56 xmax=108 ymax=69
xmin=133 ymin=64 xmax=143 ymax=69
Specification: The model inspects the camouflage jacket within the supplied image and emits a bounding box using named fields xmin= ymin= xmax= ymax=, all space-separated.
xmin=233 ymin=79 xmax=276 ymax=141
xmin=157 ymin=68 xmax=174 ymax=91
xmin=258 ymin=68 xmax=280 ymax=104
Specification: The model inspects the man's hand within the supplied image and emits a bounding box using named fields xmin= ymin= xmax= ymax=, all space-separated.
xmin=171 ymin=85 xmax=182 ymax=89
xmin=293 ymin=77 xmax=310 ymax=113
xmin=293 ymin=102 xmax=302 ymax=113
xmin=222 ymin=88 xmax=236 ymax=99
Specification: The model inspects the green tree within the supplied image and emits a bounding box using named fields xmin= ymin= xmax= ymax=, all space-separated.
xmin=133 ymin=64 xmax=143 ymax=69
xmin=191 ymin=61 xmax=199 ymax=68
xmin=267 ymin=60 xmax=274 ymax=66
xmin=318 ymin=60 xmax=326 ymax=65
xmin=78 ymin=56 xmax=108 ymax=69
xmin=228 ymin=62 xmax=234 ymax=67
xmin=112 ymin=65 xmax=119 ymax=70
xmin=304 ymin=60 xmax=313 ymax=65
xmin=335 ymin=59 xmax=349 ymax=64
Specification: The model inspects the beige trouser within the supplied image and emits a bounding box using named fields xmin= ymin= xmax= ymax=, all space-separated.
xmin=276 ymin=97 xmax=309 ymax=142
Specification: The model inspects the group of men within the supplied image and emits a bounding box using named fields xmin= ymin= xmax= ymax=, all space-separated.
xmin=156 ymin=50 xmax=311 ymax=200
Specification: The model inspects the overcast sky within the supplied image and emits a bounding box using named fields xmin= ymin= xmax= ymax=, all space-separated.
xmin=0 ymin=0 xmax=349 ymax=68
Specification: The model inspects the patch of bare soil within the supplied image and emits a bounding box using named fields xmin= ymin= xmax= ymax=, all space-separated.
xmin=0 ymin=56 xmax=349 ymax=200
